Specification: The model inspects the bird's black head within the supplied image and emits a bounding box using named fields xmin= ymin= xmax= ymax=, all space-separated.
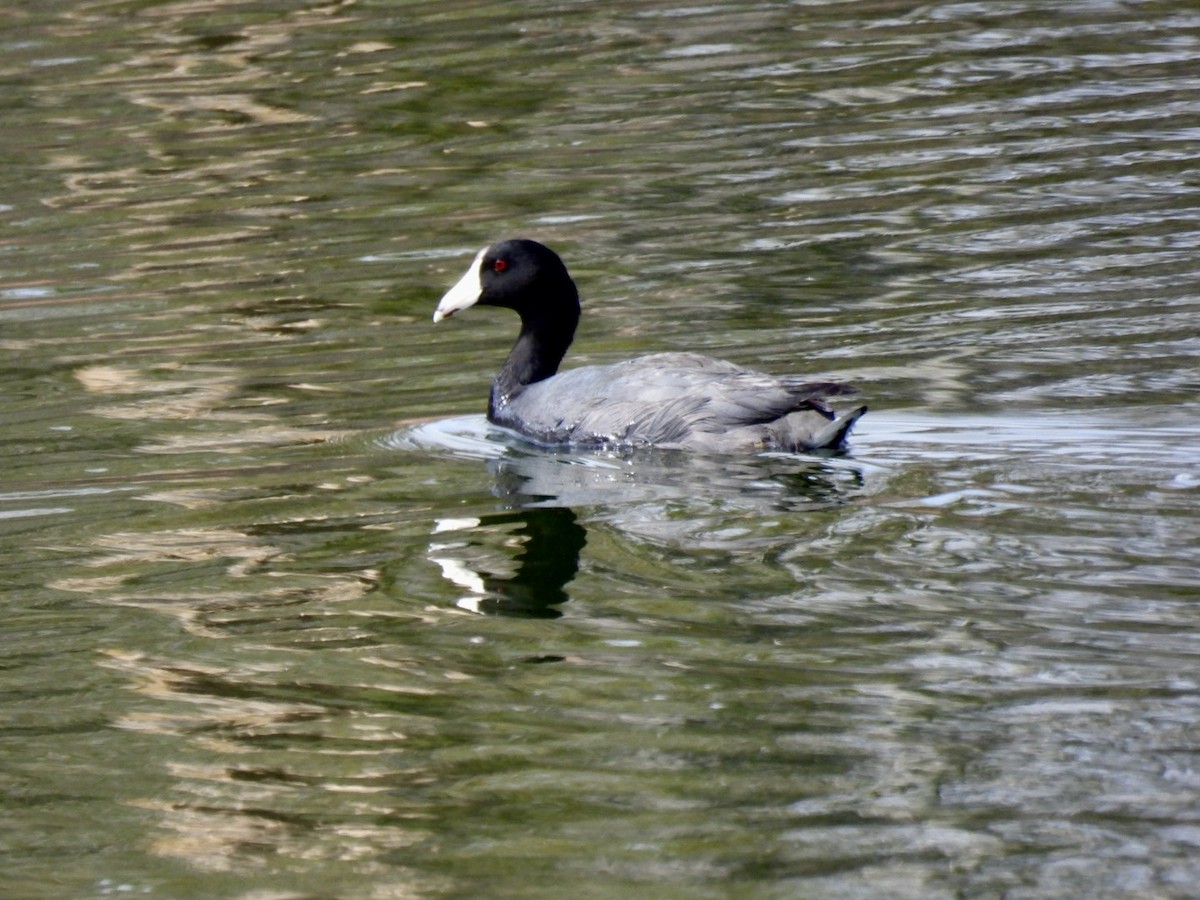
xmin=434 ymin=238 xmax=579 ymax=325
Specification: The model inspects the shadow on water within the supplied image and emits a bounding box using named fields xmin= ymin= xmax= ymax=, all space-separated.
xmin=385 ymin=415 xmax=867 ymax=616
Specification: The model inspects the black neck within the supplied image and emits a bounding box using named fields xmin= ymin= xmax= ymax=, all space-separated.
xmin=489 ymin=301 xmax=579 ymax=415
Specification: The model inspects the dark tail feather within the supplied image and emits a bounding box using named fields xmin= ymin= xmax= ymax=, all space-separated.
xmin=809 ymin=404 xmax=868 ymax=449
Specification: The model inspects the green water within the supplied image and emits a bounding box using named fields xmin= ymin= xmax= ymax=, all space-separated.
xmin=3 ymin=1 xmax=1200 ymax=897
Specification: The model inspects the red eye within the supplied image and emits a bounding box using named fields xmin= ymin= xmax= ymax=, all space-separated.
xmin=492 ymin=258 xmax=508 ymax=273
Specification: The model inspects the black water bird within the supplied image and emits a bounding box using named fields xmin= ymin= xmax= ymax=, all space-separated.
xmin=434 ymin=239 xmax=866 ymax=453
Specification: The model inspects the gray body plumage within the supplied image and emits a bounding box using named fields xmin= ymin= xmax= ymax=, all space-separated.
xmin=493 ymin=352 xmax=866 ymax=453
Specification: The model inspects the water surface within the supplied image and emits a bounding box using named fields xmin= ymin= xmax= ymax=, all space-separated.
xmin=3 ymin=1 xmax=1199 ymax=897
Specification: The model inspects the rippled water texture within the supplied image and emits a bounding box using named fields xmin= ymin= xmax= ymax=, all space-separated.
xmin=3 ymin=1 xmax=1200 ymax=897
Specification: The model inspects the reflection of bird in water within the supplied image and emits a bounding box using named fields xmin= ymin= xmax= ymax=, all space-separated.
xmin=429 ymin=506 xmax=586 ymax=619
xmin=408 ymin=410 xmax=866 ymax=617
xmin=423 ymin=446 xmax=865 ymax=617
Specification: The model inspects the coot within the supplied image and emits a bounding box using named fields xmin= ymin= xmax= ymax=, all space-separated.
xmin=434 ymin=239 xmax=866 ymax=453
